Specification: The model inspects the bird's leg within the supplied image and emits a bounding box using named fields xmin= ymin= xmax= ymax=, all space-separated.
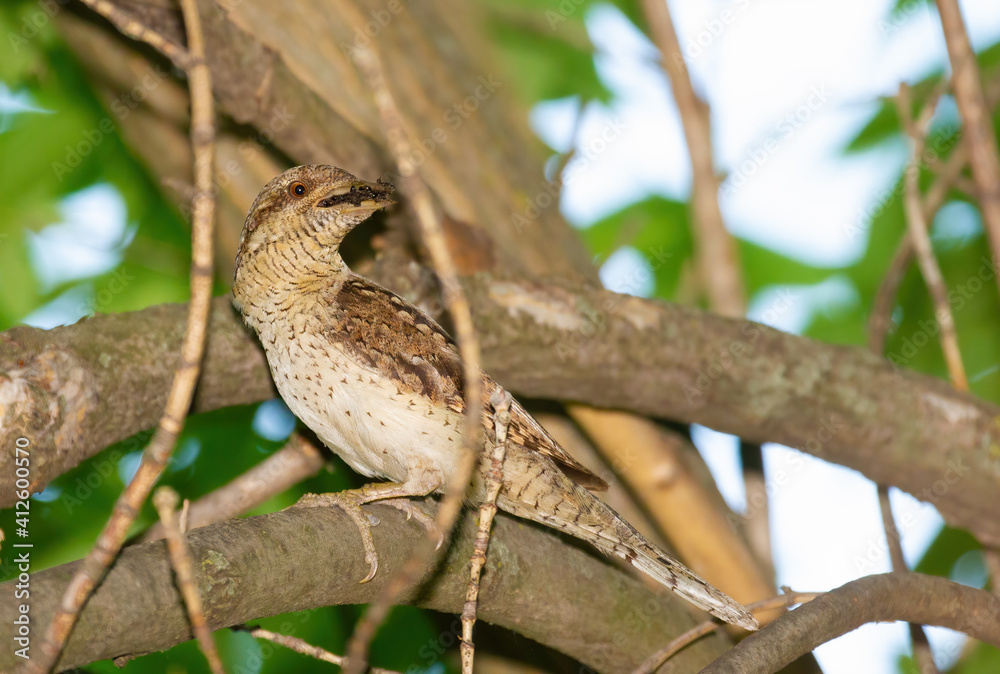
xmin=293 ymin=472 xmax=442 ymax=582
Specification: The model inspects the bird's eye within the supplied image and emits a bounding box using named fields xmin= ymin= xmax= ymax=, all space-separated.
xmin=289 ymin=182 xmax=307 ymax=198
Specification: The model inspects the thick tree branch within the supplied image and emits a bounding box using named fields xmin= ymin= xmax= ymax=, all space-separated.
xmin=701 ymin=573 xmax=1000 ymax=673
xmin=0 ymin=506 xmax=728 ymax=673
xmin=0 ymin=296 xmax=273 ymax=500
xmin=4 ymin=273 xmax=1000 ymax=546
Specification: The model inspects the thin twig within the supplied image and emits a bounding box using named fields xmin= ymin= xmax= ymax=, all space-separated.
xmin=235 ymin=626 xmax=401 ymax=674
xmin=869 ymin=142 xmax=963 ymax=353
xmin=925 ymin=143 xmax=970 ymax=216
xmin=343 ymin=46 xmax=484 ymax=674
xmin=140 ymin=435 xmax=325 ymax=543
xmin=870 ymin=237 xmax=913 ymax=354
xmin=179 ymin=498 xmax=191 ymax=533
xmin=876 ymin=485 xmax=938 ymax=673
xmin=32 ymin=2 xmax=217 ymax=670
xmin=897 ymin=82 xmax=969 ymax=391
xmin=153 ymin=488 xmax=225 ymax=674
xmin=867 ymin=81 xmax=958 ymax=674
xmin=77 ymin=0 xmax=193 ymax=70
xmin=872 ymin=68 xmax=1000 ymax=369
xmin=952 ymin=174 xmax=979 ymax=199
xmin=925 ymin=69 xmax=1000 ymax=216
xmin=877 ymin=486 xmax=908 ymax=572
xmin=633 ymin=590 xmax=821 ymax=674
xmin=460 ymin=390 xmax=512 ymax=674
xmin=640 ymin=0 xmax=744 ymax=316
xmin=870 ymin=90 xmax=984 ymax=346
xmin=550 ymin=98 xmax=585 ymax=184
xmin=935 ymin=0 xmax=1000 ymax=296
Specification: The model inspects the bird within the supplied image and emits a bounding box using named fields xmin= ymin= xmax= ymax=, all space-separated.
xmin=231 ymin=164 xmax=758 ymax=632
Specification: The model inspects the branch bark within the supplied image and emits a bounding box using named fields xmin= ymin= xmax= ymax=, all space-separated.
xmin=701 ymin=573 xmax=1000 ymax=673
xmin=0 ymin=505 xmax=729 ymax=673
xmin=4 ymin=272 xmax=1000 ymax=547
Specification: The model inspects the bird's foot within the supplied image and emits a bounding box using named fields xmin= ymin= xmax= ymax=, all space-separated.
xmin=294 ymin=491 xmax=381 ymax=582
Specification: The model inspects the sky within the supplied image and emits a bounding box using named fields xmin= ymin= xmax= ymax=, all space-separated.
xmin=528 ymin=0 xmax=1000 ymax=671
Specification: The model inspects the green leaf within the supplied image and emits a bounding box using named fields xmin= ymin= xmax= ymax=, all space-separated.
xmin=913 ymin=525 xmax=980 ymax=578
xmin=580 ymin=195 xmax=692 ymax=299
xmin=738 ymin=238 xmax=840 ymax=295
xmin=890 ymin=0 xmax=932 ymax=18
xmin=485 ymin=1 xmax=610 ymax=105
xmin=949 ymin=642 xmax=1000 ymax=674
xmin=845 ymin=100 xmax=902 ymax=153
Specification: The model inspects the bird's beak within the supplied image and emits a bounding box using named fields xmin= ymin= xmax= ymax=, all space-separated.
xmin=316 ymin=178 xmax=396 ymax=212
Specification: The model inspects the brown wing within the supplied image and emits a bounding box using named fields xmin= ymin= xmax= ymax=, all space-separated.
xmin=327 ymin=275 xmax=608 ymax=491
xmin=328 ymin=275 xmax=464 ymax=405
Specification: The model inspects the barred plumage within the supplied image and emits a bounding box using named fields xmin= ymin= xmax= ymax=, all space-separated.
xmin=233 ymin=164 xmax=758 ymax=631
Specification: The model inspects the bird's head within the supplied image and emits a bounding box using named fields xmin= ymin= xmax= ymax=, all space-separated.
xmin=232 ymin=165 xmax=395 ymax=311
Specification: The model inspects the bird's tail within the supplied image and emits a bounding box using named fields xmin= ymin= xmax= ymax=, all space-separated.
xmin=494 ymin=445 xmax=759 ymax=632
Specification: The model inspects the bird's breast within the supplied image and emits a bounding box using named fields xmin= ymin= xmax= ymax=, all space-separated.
xmin=260 ymin=321 xmax=466 ymax=486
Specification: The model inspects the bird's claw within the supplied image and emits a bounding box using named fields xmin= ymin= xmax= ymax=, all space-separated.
xmin=292 ymin=491 xmax=380 ymax=583
xmin=289 ymin=493 xmax=442 ymax=582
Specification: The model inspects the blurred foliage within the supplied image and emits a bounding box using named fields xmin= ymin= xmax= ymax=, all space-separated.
xmin=2 ymin=0 xmax=1000 ymax=672
xmin=0 ymin=7 xmax=196 ymax=330
xmin=950 ymin=643 xmax=1000 ymax=674
xmin=571 ymin=7 xmax=1000 ymax=674
xmin=485 ymin=0 xmax=646 ymax=105
xmin=913 ymin=525 xmax=982 ymax=578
